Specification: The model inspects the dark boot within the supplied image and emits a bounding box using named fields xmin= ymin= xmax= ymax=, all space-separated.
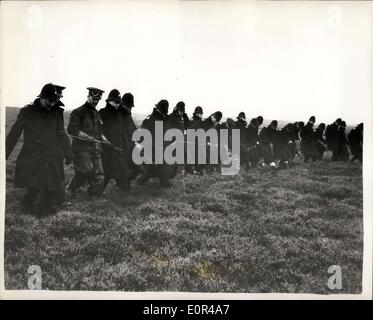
xmin=67 ymin=172 xmax=89 ymax=199
xmin=116 ymin=178 xmax=131 ymax=195
xmin=36 ymin=191 xmax=57 ymax=217
xmin=21 ymin=189 xmax=40 ymax=215
xmin=159 ymin=177 xmax=172 ymax=188
xmin=137 ymin=173 xmax=150 ymax=185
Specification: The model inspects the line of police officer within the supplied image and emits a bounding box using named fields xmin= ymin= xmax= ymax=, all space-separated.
xmin=6 ymin=83 xmax=363 ymax=217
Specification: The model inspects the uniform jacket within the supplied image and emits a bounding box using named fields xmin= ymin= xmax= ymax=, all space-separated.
xmin=67 ymin=102 xmax=103 ymax=152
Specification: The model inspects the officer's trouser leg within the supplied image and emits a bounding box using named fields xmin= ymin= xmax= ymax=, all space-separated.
xmin=69 ymin=151 xmax=94 ymax=191
xmin=156 ymin=164 xmax=171 ymax=188
xmin=261 ymin=144 xmax=273 ymax=165
xmin=37 ymin=191 xmax=58 ymax=216
xmin=331 ymin=147 xmax=338 ymax=162
xmin=40 ymin=187 xmax=65 ymax=208
xmin=137 ymin=165 xmax=151 ymax=185
xmin=87 ymin=151 xmax=104 ymax=196
xmin=158 ymin=173 xmax=171 ymax=188
xmin=240 ymin=144 xmax=248 ymax=170
xmin=129 ymin=160 xmax=143 ymax=180
xmin=318 ymin=150 xmax=324 ymax=160
xmin=70 ymin=150 xmax=104 ymax=196
xmin=115 ymin=178 xmax=130 ymax=193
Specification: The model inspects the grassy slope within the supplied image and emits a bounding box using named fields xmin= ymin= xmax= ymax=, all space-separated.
xmin=4 ymin=108 xmax=363 ymax=293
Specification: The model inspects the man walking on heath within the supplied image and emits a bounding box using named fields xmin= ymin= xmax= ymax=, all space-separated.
xmin=6 ymin=83 xmax=71 ymax=216
xmin=67 ymin=87 xmax=109 ymax=198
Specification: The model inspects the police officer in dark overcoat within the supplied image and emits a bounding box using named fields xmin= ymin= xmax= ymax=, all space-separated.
xmin=120 ymin=92 xmax=142 ymax=180
xmin=137 ymin=100 xmax=175 ymax=188
xmin=99 ymin=89 xmax=131 ymax=194
xmin=6 ymin=83 xmax=72 ymax=216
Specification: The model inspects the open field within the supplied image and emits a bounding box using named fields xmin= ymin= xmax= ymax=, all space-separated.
xmin=3 ymin=107 xmax=363 ymax=293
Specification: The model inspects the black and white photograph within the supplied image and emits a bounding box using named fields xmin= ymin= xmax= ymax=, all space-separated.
xmin=0 ymin=0 xmax=372 ymax=299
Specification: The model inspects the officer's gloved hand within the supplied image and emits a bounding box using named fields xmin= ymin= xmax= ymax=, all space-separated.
xmin=101 ymin=135 xmax=111 ymax=145
xmin=86 ymin=135 xmax=96 ymax=143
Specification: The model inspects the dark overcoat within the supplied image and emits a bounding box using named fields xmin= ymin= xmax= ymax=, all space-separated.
xmin=234 ymin=119 xmax=248 ymax=146
xmin=325 ymin=123 xmax=338 ymax=150
xmin=348 ymin=127 xmax=362 ymax=158
xmin=189 ymin=116 xmax=203 ymax=130
xmin=273 ymin=129 xmax=294 ymax=161
xmin=119 ymin=107 xmax=137 ymax=157
xmin=282 ymin=124 xmax=297 ymax=158
xmin=258 ymin=126 xmax=276 ymax=162
xmin=244 ymin=124 xmax=261 ymax=164
xmin=187 ymin=116 xmax=204 ymax=167
xmin=300 ymin=123 xmax=318 ymax=157
xmin=168 ymin=110 xmax=189 ymax=132
xmin=200 ymin=117 xmax=220 ymax=166
xmin=314 ymin=127 xmax=327 ymax=156
xmin=99 ymin=103 xmax=130 ymax=181
xmin=335 ymin=128 xmax=349 ymax=161
xmin=290 ymin=123 xmax=300 ymax=141
xmin=6 ymin=99 xmax=71 ymax=192
xmin=141 ymin=108 xmax=176 ymax=178
xmin=167 ymin=110 xmax=187 ymax=164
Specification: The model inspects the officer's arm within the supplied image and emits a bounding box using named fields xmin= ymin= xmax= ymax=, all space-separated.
xmin=67 ymin=110 xmax=81 ymax=136
xmin=57 ymin=111 xmax=73 ymax=162
xmin=6 ymin=108 xmax=25 ymax=159
xmin=325 ymin=127 xmax=332 ymax=144
xmin=100 ymin=134 xmax=111 ymax=145
xmin=97 ymin=112 xmax=110 ymax=144
xmin=299 ymin=129 xmax=305 ymax=141
xmin=141 ymin=117 xmax=151 ymax=130
xmin=67 ymin=110 xmax=93 ymax=141
xmin=345 ymin=133 xmax=350 ymax=145
xmin=62 ymin=132 xmax=73 ymax=162
xmin=259 ymin=128 xmax=268 ymax=142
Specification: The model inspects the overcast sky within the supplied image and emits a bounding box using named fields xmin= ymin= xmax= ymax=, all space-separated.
xmin=1 ymin=0 xmax=372 ymax=124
